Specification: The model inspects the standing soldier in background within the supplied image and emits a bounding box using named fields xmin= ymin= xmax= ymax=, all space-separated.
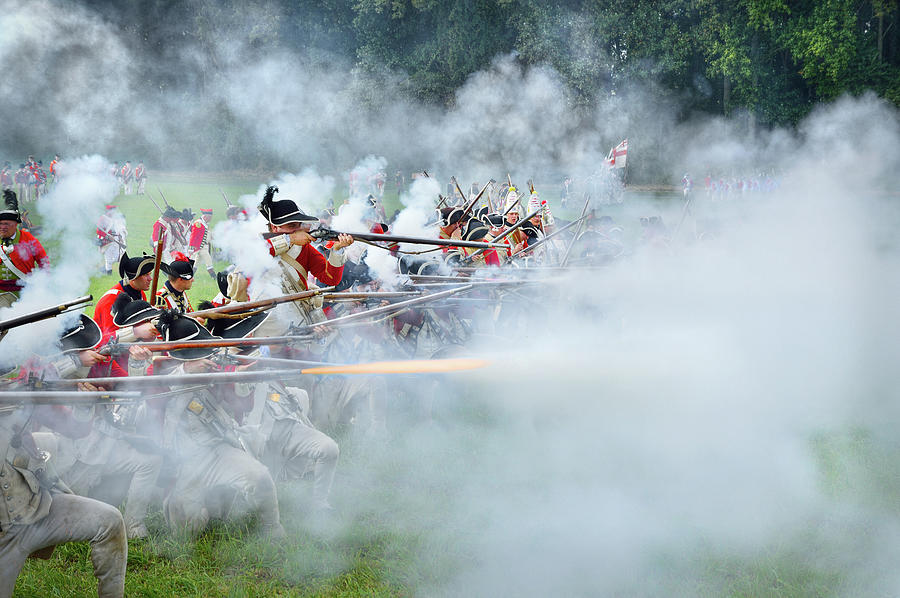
xmin=154 ymin=253 xmax=195 ymax=313
xmin=97 ymin=204 xmax=127 ymax=275
xmin=0 ymin=190 xmax=49 ymax=308
xmin=151 ymin=206 xmax=181 ymax=262
xmin=0 ymin=162 xmax=11 ymax=191
xmin=187 ymin=208 xmax=215 ymax=279
xmin=49 ymin=154 xmax=60 ymax=187
xmin=14 ymin=164 xmax=28 ymax=203
xmin=110 ymin=161 xmax=120 ymax=189
xmin=119 ymin=161 xmax=133 ymax=195
xmin=134 ymin=161 xmax=147 ymax=195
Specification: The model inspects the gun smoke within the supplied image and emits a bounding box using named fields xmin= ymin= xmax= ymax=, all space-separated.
xmin=1 ymin=2 xmax=899 ymax=597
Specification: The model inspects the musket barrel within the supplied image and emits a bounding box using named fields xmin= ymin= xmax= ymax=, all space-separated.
xmin=184 ymin=287 xmax=333 ymax=319
xmin=266 ymin=229 xmax=508 ymax=249
xmin=105 ymin=334 xmax=317 ymax=355
xmin=510 ymin=216 xmax=585 ymax=259
xmin=48 ymin=369 xmax=308 ymax=388
xmin=0 ymin=391 xmax=142 ymax=404
xmin=0 ymin=295 xmax=93 ymax=333
xmin=294 ymin=284 xmax=474 ymax=332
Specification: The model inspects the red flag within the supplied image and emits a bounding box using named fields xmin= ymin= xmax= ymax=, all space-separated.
xmin=605 ymin=139 xmax=628 ymax=169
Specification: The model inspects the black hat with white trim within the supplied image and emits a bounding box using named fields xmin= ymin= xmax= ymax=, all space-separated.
xmin=118 ymin=252 xmax=155 ymax=281
xmin=156 ymin=310 xmax=219 ymax=360
xmin=208 ymin=311 xmax=268 ymax=339
xmin=59 ymin=314 xmax=102 ymax=353
xmin=112 ymin=293 xmax=161 ymax=327
xmin=258 ymin=185 xmax=318 ymax=226
xmin=160 ymin=253 xmax=195 ymax=280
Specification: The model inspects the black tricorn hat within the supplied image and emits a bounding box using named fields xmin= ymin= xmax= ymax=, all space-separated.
xmin=59 ymin=314 xmax=102 ymax=353
xmin=111 ymin=293 xmax=160 ymax=327
xmin=156 ymin=310 xmax=218 ymax=360
xmin=483 ymin=214 xmax=505 ymax=229
xmin=399 ymin=255 xmax=442 ymax=276
xmin=118 ymin=252 xmax=155 ymax=281
xmin=160 ymin=253 xmax=195 ymax=280
xmin=0 ymin=190 xmax=21 ymax=223
xmin=463 ymin=220 xmax=490 ymax=242
xmin=258 ymin=185 xmax=317 ymax=226
xmin=162 ymin=206 xmax=181 ymax=219
xmin=180 ymin=208 xmax=194 ymax=220
xmin=473 ymin=205 xmax=489 ymax=221
xmin=208 ymin=311 xmax=268 ymax=339
xmin=520 ymin=221 xmax=541 ymax=238
xmin=446 ymin=207 xmax=466 ymax=226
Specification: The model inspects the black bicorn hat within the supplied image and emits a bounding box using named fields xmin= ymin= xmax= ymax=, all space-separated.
xmin=207 ymin=310 xmax=268 ymax=340
xmin=111 ymin=293 xmax=161 ymax=327
xmin=258 ymin=185 xmax=317 ymax=226
xmin=462 ymin=220 xmax=490 ymax=242
xmin=59 ymin=314 xmax=102 ymax=353
xmin=156 ymin=310 xmax=219 ymax=360
xmin=118 ymin=251 xmax=156 ymax=281
xmin=160 ymin=252 xmax=195 ymax=280
xmin=0 ymin=190 xmax=21 ymax=223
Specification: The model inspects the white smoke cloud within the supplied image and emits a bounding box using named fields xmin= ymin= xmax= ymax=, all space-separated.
xmin=0 ymin=155 xmax=117 ymax=363
xmin=3 ymin=2 xmax=900 ymax=596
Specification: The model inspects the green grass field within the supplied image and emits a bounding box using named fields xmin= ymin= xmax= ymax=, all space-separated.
xmin=11 ymin=176 xmax=886 ymax=596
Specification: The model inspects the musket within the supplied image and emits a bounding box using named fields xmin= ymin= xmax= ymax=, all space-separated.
xmin=220 ymin=188 xmax=234 ymax=208
xmin=422 ymin=170 xmax=450 ymax=210
xmin=217 ymin=353 xmax=341 ymax=369
xmin=156 ymin=186 xmax=172 ymax=209
xmin=321 ymin=291 xmax=421 ymax=302
xmin=451 ymin=176 xmax=468 ymax=203
xmin=45 ymin=368 xmax=310 ymax=389
xmin=510 ymin=215 xmax=586 ymax=260
xmin=406 ymin=280 xmax=532 ymax=288
xmin=456 ymin=180 xmax=490 ymax=222
xmin=100 ymin=334 xmax=317 ymax=356
xmin=0 ymin=391 xmax=142 ymax=406
xmin=183 ymin=287 xmax=335 ymax=320
xmin=149 ymin=230 xmax=166 ymax=300
xmin=461 ymin=207 xmax=543 ymax=263
xmin=560 ymin=194 xmax=592 ymax=267
xmin=146 ymin=193 xmax=165 ymax=216
xmin=501 ymin=190 xmax=525 ymax=217
xmin=156 ymin=187 xmax=189 ymax=245
xmin=262 ymin=228 xmax=509 ymax=250
xmin=0 ymin=295 xmax=93 ymax=336
xmin=292 ymin=285 xmax=474 ymax=333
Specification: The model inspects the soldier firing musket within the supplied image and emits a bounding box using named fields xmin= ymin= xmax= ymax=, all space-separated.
xmin=262 ymin=227 xmax=508 ymax=251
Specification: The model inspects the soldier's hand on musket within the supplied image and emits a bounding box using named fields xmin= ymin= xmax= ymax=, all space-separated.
xmin=312 ymin=324 xmax=331 ymax=338
xmin=184 ymin=358 xmax=217 ymax=373
xmin=134 ymin=321 xmax=159 ymax=341
xmin=77 ymin=381 xmax=101 ymax=392
xmin=129 ymin=345 xmax=153 ymax=361
xmin=289 ymin=228 xmax=315 ymax=247
xmin=78 ymin=349 xmax=108 ymax=368
xmin=333 ymin=233 xmax=354 ymax=249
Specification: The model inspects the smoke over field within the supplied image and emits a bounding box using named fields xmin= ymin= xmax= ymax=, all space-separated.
xmin=2 ymin=1 xmax=900 ymax=597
